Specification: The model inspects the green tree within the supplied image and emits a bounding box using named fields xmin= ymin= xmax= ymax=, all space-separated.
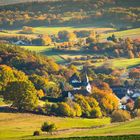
xmin=3 ymin=81 xmax=38 ymax=111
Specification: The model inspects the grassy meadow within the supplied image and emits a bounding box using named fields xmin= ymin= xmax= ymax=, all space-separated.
xmin=94 ymin=58 xmax=140 ymax=69
xmin=0 ymin=112 xmax=139 ymax=140
xmin=0 ymin=113 xmax=110 ymax=140
xmin=1 ymin=26 xmax=140 ymax=39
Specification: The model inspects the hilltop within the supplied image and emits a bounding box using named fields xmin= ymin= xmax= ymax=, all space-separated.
xmin=0 ymin=0 xmax=140 ymax=29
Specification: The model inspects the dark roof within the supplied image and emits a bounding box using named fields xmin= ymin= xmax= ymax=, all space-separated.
xmin=69 ymin=73 xmax=80 ymax=83
xmin=71 ymin=82 xmax=88 ymax=88
xmin=62 ymin=89 xmax=90 ymax=97
xmin=69 ymin=73 xmax=90 ymax=88
xmin=115 ymin=93 xmax=126 ymax=99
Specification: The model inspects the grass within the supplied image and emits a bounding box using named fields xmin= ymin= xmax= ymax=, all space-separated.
xmin=33 ymin=26 xmax=115 ymax=35
xmin=21 ymin=46 xmax=66 ymax=64
xmin=29 ymin=118 xmax=140 ymax=139
xmin=95 ymin=58 xmax=140 ymax=69
xmin=0 ymin=113 xmax=110 ymax=140
xmin=0 ymin=112 xmax=139 ymax=140
xmin=101 ymin=28 xmax=140 ymax=39
xmin=33 ymin=26 xmax=140 ymax=39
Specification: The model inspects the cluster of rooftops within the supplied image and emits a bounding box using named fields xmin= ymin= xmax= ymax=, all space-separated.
xmin=62 ymin=73 xmax=140 ymax=104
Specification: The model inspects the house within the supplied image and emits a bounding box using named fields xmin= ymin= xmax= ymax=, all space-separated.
xmin=62 ymin=73 xmax=91 ymax=100
xmin=111 ymin=85 xmax=140 ymax=109
xmin=14 ymin=40 xmax=26 ymax=45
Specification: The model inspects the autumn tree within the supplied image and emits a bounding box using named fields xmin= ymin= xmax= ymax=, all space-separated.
xmin=74 ymin=94 xmax=91 ymax=117
xmin=91 ymin=87 xmax=119 ymax=115
xmin=42 ymin=35 xmax=52 ymax=46
xmin=128 ymin=50 xmax=134 ymax=58
xmin=66 ymin=32 xmax=77 ymax=42
xmin=129 ymin=68 xmax=140 ymax=79
xmin=0 ymin=65 xmax=28 ymax=92
xmin=21 ymin=26 xmax=34 ymax=34
xmin=57 ymin=102 xmax=75 ymax=117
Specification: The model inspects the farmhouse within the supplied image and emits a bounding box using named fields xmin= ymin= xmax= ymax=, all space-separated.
xmin=62 ymin=73 xmax=91 ymax=100
xmin=111 ymin=85 xmax=140 ymax=109
xmin=14 ymin=40 xmax=26 ymax=45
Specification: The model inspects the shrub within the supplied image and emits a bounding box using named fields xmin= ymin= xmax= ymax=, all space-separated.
xmin=41 ymin=122 xmax=56 ymax=132
xmin=33 ymin=131 xmax=40 ymax=136
xmin=111 ymin=110 xmax=131 ymax=122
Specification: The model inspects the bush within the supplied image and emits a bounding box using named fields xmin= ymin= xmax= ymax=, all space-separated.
xmin=33 ymin=131 xmax=40 ymax=136
xmin=41 ymin=122 xmax=56 ymax=132
xmin=111 ymin=110 xmax=131 ymax=122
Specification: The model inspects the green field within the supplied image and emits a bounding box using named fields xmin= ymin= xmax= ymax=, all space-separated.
xmin=0 ymin=113 xmax=110 ymax=140
xmin=21 ymin=46 xmax=66 ymax=64
xmin=102 ymin=28 xmax=140 ymax=39
xmin=33 ymin=26 xmax=115 ymax=35
xmin=95 ymin=58 xmax=140 ymax=69
xmin=7 ymin=26 xmax=140 ymax=39
xmin=0 ymin=113 xmax=139 ymax=140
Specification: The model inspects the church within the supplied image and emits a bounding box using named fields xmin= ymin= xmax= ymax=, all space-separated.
xmin=62 ymin=73 xmax=91 ymax=100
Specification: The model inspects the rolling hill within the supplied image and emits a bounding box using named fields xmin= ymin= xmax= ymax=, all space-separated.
xmin=0 ymin=0 xmax=140 ymax=29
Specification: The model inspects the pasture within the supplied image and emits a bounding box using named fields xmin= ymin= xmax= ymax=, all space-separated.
xmin=0 ymin=112 xmax=139 ymax=140
xmin=102 ymin=28 xmax=140 ymax=39
xmin=95 ymin=58 xmax=140 ymax=69
xmin=0 ymin=113 xmax=110 ymax=140
xmin=33 ymin=26 xmax=115 ymax=35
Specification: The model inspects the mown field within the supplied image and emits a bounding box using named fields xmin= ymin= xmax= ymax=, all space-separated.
xmin=95 ymin=58 xmax=140 ymax=69
xmin=33 ymin=26 xmax=115 ymax=35
xmin=0 ymin=112 xmax=139 ymax=140
xmin=101 ymin=28 xmax=140 ymax=39
xmin=0 ymin=113 xmax=110 ymax=140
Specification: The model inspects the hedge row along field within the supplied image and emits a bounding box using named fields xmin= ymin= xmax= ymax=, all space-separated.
xmin=39 ymin=135 xmax=140 ymax=140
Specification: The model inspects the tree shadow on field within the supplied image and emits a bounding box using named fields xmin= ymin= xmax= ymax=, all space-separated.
xmin=0 ymin=105 xmax=18 ymax=113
